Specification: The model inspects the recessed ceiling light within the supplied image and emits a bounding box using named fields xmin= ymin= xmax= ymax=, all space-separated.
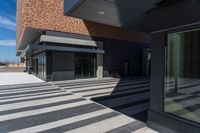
xmin=99 ymin=11 xmax=105 ymax=15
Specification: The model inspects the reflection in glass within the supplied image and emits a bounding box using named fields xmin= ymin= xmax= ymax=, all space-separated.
xmin=33 ymin=54 xmax=46 ymax=80
xmin=75 ymin=57 xmax=96 ymax=79
xmin=164 ymin=29 xmax=200 ymax=124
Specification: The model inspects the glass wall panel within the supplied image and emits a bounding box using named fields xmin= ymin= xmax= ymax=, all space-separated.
xmin=75 ymin=53 xmax=96 ymax=79
xmin=165 ymin=29 xmax=200 ymax=124
xmin=33 ymin=53 xmax=47 ymax=80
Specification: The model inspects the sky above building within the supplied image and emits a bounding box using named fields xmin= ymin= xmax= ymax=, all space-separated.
xmin=0 ymin=0 xmax=17 ymax=62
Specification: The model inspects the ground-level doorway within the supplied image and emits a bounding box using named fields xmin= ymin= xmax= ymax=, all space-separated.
xmin=75 ymin=53 xmax=96 ymax=79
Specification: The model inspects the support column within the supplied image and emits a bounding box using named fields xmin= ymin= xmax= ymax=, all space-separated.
xmin=97 ymin=54 xmax=103 ymax=79
xmin=27 ymin=52 xmax=32 ymax=74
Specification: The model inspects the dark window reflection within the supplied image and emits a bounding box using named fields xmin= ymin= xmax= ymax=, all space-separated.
xmin=165 ymin=29 xmax=200 ymax=124
xmin=33 ymin=54 xmax=46 ymax=80
xmin=75 ymin=53 xmax=96 ymax=79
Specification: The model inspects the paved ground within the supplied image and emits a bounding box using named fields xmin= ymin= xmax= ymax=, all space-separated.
xmin=0 ymin=67 xmax=25 ymax=72
xmin=54 ymin=78 xmax=150 ymax=122
xmin=0 ymin=72 xmax=44 ymax=86
xmin=0 ymin=77 xmax=157 ymax=133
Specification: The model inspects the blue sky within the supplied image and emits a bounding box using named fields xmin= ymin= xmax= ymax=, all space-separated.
xmin=0 ymin=0 xmax=17 ymax=62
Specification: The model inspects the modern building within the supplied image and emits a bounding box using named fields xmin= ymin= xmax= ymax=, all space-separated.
xmin=16 ymin=0 xmax=151 ymax=81
xmin=17 ymin=0 xmax=200 ymax=133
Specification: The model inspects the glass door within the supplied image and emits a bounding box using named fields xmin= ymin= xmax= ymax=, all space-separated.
xmin=75 ymin=55 xmax=96 ymax=79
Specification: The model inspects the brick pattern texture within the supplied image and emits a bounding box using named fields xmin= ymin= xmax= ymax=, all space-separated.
xmin=16 ymin=0 xmax=151 ymax=50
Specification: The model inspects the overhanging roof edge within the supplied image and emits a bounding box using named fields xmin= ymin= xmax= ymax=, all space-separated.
xmin=64 ymin=0 xmax=86 ymax=16
xmin=40 ymin=35 xmax=103 ymax=47
xmin=32 ymin=45 xmax=105 ymax=54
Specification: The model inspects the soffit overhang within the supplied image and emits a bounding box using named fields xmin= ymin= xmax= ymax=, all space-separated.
xmin=64 ymin=0 xmax=200 ymax=32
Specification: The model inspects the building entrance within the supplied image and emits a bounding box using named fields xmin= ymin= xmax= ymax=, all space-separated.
xmin=75 ymin=53 xmax=96 ymax=79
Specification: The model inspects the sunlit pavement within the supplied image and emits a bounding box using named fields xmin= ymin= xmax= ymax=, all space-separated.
xmin=0 ymin=77 xmax=157 ymax=133
xmin=0 ymin=72 xmax=44 ymax=86
xmin=54 ymin=77 xmax=150 ymax=122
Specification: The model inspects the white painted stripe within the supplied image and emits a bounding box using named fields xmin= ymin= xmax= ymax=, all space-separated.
xmin=74 ymin=88 xmax=116 ymax=96
xmin=11 ymin=109 xmax=113 ymax=133
xmin=71 ymin=85 xmax=149 ymax=96
xmin=0 ymin=91 xmax=70 ymax=103
xmin=0 ymin=100 xmax=92 ymax=122
xmin=0 ymin=94 xmax=82 ymax=112
xmin=63 ymin=80 xmax=148 ymax=90
xmin=83 ymin=87 xmax=149 ymax=98
xmin=65 ymin=115 xmax=135 ymax=133
xmin=65 ymin=84 xmax=117 ymax=90
xmin=63 ymin=82 xmax=119 ymax=89
xmin=0 ymin=84 xmax=52 ymax=90
xmin=0 ymin=87 xmax=59 ymax=95
xmin=0 ymin=90 xmax=65 ymax=100
xmin=85 ymin=88 xmax=148 ymax=99
xmin=132 ymin=127 xmax=158 ymax=133
xmin=99 ymin=93 xmax=149 ymax=108
xmin=53 ymin=77 xmax=117 ymax=84
xmin=0 ymin=85 xmax=57 ymax=93
xmin=0 ymin=84 xmax=49 ymax=90
xmin=85 ymin=94 xmax=109 ymax=99
xmin=58 ymin=79 xmax=148 ymax=88
xmin=86 ymin=87 xmax=149 ymax=99
xmin=85 ymin=94 xmax=111 ymax=99
xmin=57 ymin=79 xmax=148 ymax=89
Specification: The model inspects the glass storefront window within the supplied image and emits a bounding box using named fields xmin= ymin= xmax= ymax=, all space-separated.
xmin=164 ymin=29 xmax=200 ymax=124
xmin=33 ymin=54 xmax=47 ymax=80
xmin=75 ymin=57 xmax=96 ymax=79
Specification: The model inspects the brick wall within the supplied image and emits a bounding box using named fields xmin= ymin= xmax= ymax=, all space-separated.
xmin=17 ymin=0 xmax=151 ymax=50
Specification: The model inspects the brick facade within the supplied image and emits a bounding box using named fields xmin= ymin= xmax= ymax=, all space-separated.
xmin=17 ymin=0 xmax=151 ymax=51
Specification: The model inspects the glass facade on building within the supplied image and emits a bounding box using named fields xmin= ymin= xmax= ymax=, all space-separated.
xmin=165 ymin=29 xmax=200 ymax=124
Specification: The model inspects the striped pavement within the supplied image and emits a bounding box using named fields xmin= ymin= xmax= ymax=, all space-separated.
xmin=54 ymin=77 xmax=150 ymax=121
xmin=0 ymin=79 xmax=157 ymax=133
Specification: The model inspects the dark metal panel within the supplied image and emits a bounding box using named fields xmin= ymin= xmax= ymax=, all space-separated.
xmin=64 ymin=0 xmax=162 ymax=27
xmin=140 ymin=0 xmax=200 ymax=32
xmin=150 ymin=33 xmax=165 ymax=112
xmin=148 ymin=111 xmax=200 ymax=133
xmin=52 ymin=52 xmax=75 ymax=71
xmin=32 ymin=45 xmax=105 ymax=54
xmin=64 ymin=0 xmax=85 ymax=15
xmin=64 ymin=0 xmax=200 ymax=32
xmin=71 ymin=0 xmax=122 ymax=27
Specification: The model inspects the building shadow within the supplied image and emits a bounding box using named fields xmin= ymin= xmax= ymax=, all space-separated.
xmin=79 ymin=3 xmax=151 ymax=122
xmin=90 ymin=77 xmax=150 ymax=123
xmin=80 ymin=19 xmax=151 ymax=122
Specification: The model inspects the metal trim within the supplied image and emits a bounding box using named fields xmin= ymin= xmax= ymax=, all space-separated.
xmin=40 ymin=35 xmax=103 ymax=47
xmin=32 ymin=45 xmax=105 ymax=54
xmin=64 ymin=0 xmax=86 ymax=16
